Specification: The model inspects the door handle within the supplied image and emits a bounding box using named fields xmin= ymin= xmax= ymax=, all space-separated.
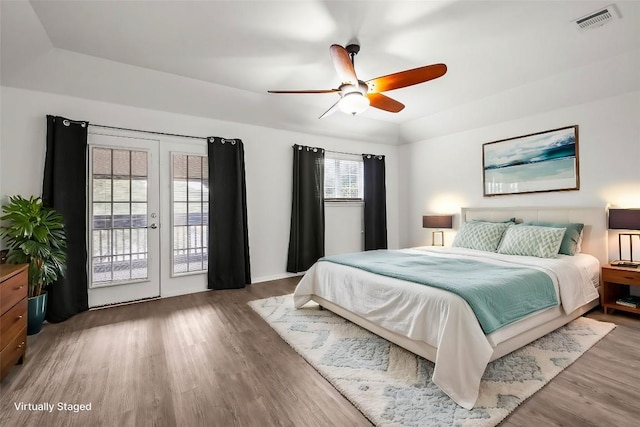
xmin=147 ymin=223 xmax=158 ymax=229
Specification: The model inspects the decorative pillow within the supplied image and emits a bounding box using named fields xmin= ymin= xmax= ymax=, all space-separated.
xmin=469 ymin=217 xmax=516 ymax=224
xmin=497 ymin=225 xmax=566 ymax=258
xmin=452 ymin=221 xmax=511 ymax=252
xmin=522 ymin=221 xmax=584 ymax=256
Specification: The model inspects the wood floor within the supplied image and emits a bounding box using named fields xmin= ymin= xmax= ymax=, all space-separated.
xmin=1 ymin=277 xmax=640 ymax=427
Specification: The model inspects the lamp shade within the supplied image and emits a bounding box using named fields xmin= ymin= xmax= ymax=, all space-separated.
xmin=608 ymin=209 xmax=640 ymax=230
xmin=422 ymin=215 xmax=453 ymax=229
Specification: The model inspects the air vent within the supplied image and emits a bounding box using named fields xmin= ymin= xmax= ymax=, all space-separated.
xmin=574 ymin=4 xmax=621 ymax=30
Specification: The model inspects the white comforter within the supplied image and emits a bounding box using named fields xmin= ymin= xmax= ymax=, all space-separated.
xmin=293 ymin=246 xmax=600 ymax=409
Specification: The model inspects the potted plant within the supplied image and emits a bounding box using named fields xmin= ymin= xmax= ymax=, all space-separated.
xmin=0 ymin=195 xmax=66 ymax=335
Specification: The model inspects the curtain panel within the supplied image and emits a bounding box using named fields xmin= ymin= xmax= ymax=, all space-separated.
xmin=362 ymin=154 xmax=388 ymax=250
xmin=207 ymin=137 xmax=251 ymax=289
xmin=287 ymin=145 xmax=325 ymax=273
xmin=42 ymin=115 xmax=89 ymax=322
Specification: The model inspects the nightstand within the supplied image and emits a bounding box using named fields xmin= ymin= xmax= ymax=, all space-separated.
xmin=1 ymin=264 xmax=28 ymax=381
xmin=601 ymin=263 xmax=640 ymax=315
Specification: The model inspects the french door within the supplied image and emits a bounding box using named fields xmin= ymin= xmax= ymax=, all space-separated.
xmin=87 ymin=133 xmax=161 ymax=307
xmin=87 ymin=131 xmax=209 ymax=307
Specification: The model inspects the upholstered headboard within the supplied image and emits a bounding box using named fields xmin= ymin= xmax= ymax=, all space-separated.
xmin=461 ymin=207 xmax=607 ymax=265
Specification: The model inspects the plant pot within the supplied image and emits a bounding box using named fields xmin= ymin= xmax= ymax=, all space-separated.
xmin=27 ymin=292 xmax=47 ymax=335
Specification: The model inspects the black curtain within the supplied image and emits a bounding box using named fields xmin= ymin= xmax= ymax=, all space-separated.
xmin=362 ymin=154 xmax=388 ymax=250
xmin=287 ymin=145 xmax=325 ymax=272
xmin=207 ymin=137 xmax=251 ymax=289
xmin=42 ymin=115 xmax=89 ymax=322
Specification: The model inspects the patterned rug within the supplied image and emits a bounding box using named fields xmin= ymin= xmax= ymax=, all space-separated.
xmin=249 ymin=295 xmax=615 ymax=427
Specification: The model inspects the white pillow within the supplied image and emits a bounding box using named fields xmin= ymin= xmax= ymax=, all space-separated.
xmin=575 ymin=229 xmax=584 ymax=253
xmin=497 ymin=225 xmax=566 ymax=258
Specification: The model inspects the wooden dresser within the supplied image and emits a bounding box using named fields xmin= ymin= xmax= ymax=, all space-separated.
xmin=0 ymin=264 xmax=28 ymax=381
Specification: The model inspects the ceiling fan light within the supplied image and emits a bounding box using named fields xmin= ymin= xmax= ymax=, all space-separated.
xmin=338 ymin=92 xmax=370 ymax=115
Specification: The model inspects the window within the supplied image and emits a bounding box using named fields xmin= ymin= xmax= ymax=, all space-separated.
xmin=172 ymin=154 xmax=208 ymax=274
xmin=324 ymin=154 xmax=364 ymax=200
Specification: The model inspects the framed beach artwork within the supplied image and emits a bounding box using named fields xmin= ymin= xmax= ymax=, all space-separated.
xmin=482 ymin=125 xmax=579 ymax=197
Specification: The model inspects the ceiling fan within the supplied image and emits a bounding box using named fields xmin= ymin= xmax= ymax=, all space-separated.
xmin=268 ymin=44 xmax=447 ymax=118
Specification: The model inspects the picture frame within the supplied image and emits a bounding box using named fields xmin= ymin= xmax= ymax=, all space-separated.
xmin=482 ymin=125 xmax=579 ymax=197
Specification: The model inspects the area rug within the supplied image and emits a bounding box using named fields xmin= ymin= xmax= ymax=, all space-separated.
xmin=249 ymin=295 xmax=615 ymax=427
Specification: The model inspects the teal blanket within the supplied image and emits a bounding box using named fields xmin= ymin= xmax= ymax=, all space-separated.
xmin=320 ymin=250 xmax=558 ymax=334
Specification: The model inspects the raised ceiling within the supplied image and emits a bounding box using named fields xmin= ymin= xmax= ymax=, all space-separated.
xmin=2 ymin=1 xmax=640 ymax=144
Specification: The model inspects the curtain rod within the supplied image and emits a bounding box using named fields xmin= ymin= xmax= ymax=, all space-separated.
xmin=89 ymin=123 xmax=208 ymax=141
xmin=296 ymin=144 xmax=377 ymax=158
xmin=326 ymin=149 xmax=384 ymax=159
xmin=83 ymin=122 xmax=381 ymax=157
xmin=326 ymin=149 xmax=362 ymax=156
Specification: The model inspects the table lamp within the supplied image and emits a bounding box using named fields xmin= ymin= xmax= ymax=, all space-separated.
xmin=608 ymin=208 xmax=640 ymax=267
xmin=422 ymin=215 xmax=453 ymax=246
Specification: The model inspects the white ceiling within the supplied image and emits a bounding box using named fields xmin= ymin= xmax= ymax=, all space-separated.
xmin=2 ymin=1 xmax=640 ymax=144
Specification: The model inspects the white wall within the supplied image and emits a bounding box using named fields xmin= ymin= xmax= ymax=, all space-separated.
xmin=399 ymin=89 xmax=640 ymax=262
xmin=0 ymin=86 xmax=400 ymax=283
xmin=325 ymin=203 xmax=364 ymax=256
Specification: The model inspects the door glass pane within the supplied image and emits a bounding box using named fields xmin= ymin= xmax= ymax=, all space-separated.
xmin=93 ymin=148 xmax=111 ymax=175
xmin=131 ymin=203 xmax=147 ymax=227
xmin=173 ymin=155 xmax=187 ymax=178
xmin=174 ymin=180 xmax=187 ymax=202
xmin=188 ymin=202 xmax=203 ymax=225
xmin=93 ymin=178 xmax=111 ymax=202
xmin=112 ymin=150 xmax=130 ymax=175
xmin=91 ymin=147 xmax=149 ymax=285
xmin=131 ymin=151 xmax=147 ymax=177
xmin=188 ymin=156 xmax=202 ymax=178
xmin=188 ymin=180 xmax=202 ymax=202
xmin=131 ymin=179 xmax=147 ymax=202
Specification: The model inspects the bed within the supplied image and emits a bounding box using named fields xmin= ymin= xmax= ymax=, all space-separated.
xmin=293 ymin=207 xmax=607 ymax=409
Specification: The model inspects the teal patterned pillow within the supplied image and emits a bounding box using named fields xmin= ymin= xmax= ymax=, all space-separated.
xmin=497 ymin=225 xmax=566 ymax=258
xmin=522 ymin=221 xmax=584 ymax=255
xmin=452 ymin=221 xmax=511 ymax=252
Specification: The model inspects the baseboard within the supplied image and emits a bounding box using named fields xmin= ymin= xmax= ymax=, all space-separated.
xmin=251 ymin=271 xmax=305 ymax=284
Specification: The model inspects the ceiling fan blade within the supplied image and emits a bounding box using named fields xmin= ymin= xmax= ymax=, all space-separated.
xmin=330 ymin=44 xmax=358 ymax=85
xmin=367 ymin=93 xmax=405 ymax=113
xmin=366 ymin=63 xmax=447 ymax=93
xmin=319 ymin=99 xmax=341 ymax=119
xmin=268 ymin=89 xmax=339 ymax=94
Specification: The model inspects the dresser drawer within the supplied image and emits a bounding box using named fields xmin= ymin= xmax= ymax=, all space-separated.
xmin=602 ymin=268 xmax=640 ymax=286
xmin=0 ymin=297 xmax=27 ymax=350
xmin=0 ymin=268 xmax=28 ymax=315
xmin=0 ymin=327 xmax=26 ymax=380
